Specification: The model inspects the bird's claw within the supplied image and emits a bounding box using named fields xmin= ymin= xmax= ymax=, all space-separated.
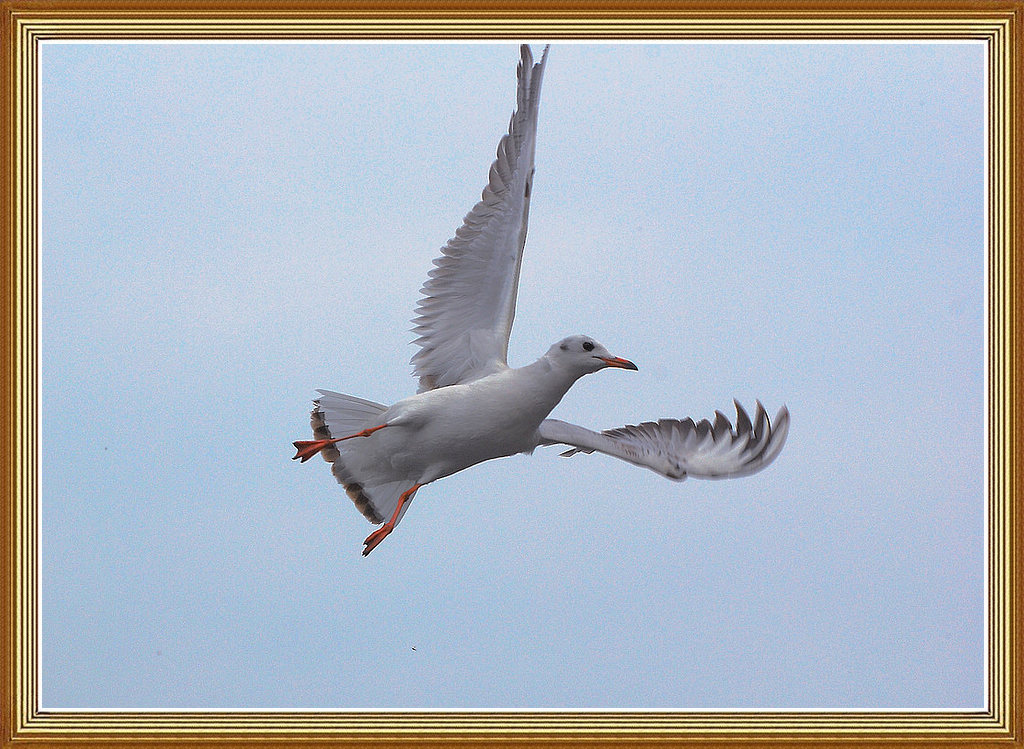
xmin=292 ymin=439 xmax=341 ymax=462
xmin=362 ymin=525 xmax=393 ymax=556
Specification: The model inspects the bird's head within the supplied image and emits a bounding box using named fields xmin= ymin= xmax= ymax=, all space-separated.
xmin=546 ymin=334 xmax=638 ymax=375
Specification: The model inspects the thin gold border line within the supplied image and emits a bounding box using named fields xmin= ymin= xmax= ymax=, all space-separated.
xmin=6 ymin=15 xmax=1017 ymax=36
xmin=18 ymin=15 xmax=27 ymax=734
xmin=998 ymin=13 xmax=1008 ymax=727
xmin=14 ymin=12 xmax=33 ymax=739
xmin=13 ymin=19 xmax=1010 ymax=742
xmin=13 ymin=715 xmax=1014 ymax=737
xmin=988 ymin=13 xmax=1012 ymax=735
xmin=6 ymin=9 xmax=1015 ymax=744
xmin=987 ymin=21 xmax=1000 ymax=725
xmin=11 ymin=25 xmax=1016 ymax=41
xmin=18 ymin=13 xmax=30 ymax=737
xmin=1001 ymin=6 xmax=1018 ymax=738
xmin=27 ymin=19 xmax=39 ymax=739
xmin=984 ymin=21 xmax=998 ymax=730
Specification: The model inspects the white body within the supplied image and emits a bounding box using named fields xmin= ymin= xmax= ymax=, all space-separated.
xmin=380 ymin=361 xmax=574 ymax=484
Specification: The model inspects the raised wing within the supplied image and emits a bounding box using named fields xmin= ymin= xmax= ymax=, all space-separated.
xmin=411 ymin=44 xmax=549 ymax=392
xmin=538 ymin=401 xmax=789 ymax=481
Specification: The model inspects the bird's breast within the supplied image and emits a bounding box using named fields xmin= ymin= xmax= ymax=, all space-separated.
xmin=385 ymin=368 xmax=570 ymax=479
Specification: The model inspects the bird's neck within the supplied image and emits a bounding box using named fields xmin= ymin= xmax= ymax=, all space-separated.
xmin=516 ymin=355 xmax=584 ymax=411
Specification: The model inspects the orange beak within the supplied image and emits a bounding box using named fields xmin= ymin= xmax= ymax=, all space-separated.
xmin=599 ymin=355 xmax=638 ymax=371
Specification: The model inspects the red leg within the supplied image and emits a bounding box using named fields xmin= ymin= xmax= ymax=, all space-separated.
xmin=362 ymin=483 xmax=421 ymax=556
xmin=291 ymin=424 xmax=388 ymax=462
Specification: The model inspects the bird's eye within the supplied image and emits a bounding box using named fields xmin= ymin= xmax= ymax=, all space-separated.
xmin=582 ymin=341 xmax=594 ymax=352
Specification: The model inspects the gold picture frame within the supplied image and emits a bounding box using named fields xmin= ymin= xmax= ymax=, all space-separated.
xmin=2 ymin=2 xmax=1018 ymax=745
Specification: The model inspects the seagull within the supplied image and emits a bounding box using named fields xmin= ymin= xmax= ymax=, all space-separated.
xmin=293 ymin=45 xmax=789 ymax=556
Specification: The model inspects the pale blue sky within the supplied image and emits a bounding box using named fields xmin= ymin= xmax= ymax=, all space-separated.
xmin=40 ymin=41 xmax=985 ymax=709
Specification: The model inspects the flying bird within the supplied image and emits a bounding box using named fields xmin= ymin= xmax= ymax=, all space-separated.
xmin=293 ymin=45 xmax=789 ymax=556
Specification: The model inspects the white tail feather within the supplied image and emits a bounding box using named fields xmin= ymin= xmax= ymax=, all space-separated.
xmin=314 ymin=389 xmax=387 ymax=435
xmin=308 ymin=390 xmax=417 ymax=528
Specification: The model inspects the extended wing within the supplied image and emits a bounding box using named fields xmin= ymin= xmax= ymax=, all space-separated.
xmin=411 ymin=44 xmax=549 ymax=392
xmin=538 ymin=401 xmax=789 ymax=481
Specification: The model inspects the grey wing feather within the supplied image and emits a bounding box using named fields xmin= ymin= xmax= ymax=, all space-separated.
xmin=538 ymin=401 xmax=789 ymax=481
xmin=411 ymin=44 xmax=550 ymax=392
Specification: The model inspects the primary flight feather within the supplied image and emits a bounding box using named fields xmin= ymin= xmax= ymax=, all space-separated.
xmin=293 ymin=45 xmax=789 ymax=556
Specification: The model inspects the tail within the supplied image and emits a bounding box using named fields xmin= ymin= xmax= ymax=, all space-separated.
xmin=300 ymin=390 xmax=417 ymax=529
